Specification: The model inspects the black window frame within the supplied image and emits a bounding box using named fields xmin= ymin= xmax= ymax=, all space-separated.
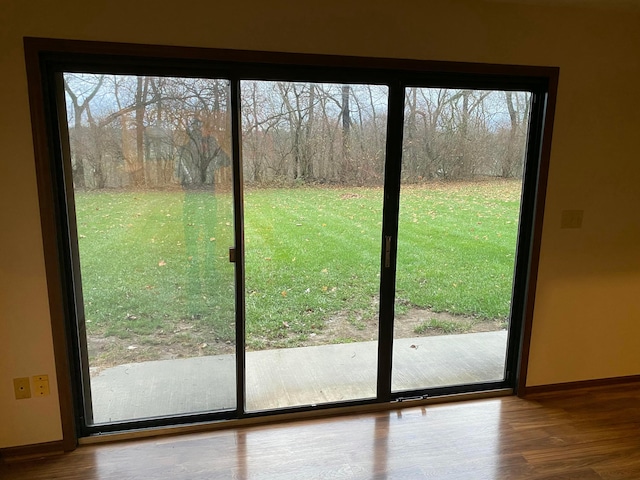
xmin=24 ymin=37 xmax=558 ymax=441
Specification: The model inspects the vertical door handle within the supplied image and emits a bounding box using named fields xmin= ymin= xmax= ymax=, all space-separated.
xmin=385 ymin=235 xmax=392 ymax=268
xmin=229 ymin=247 xmax=236 ymax=263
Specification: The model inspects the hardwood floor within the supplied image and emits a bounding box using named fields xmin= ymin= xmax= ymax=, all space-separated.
xmin=2 ymin=384 xmax=640 ymax=479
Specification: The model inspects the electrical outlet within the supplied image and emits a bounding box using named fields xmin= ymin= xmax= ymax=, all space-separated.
xmin=13 ymin=377 xmax=31 ymax=399
xmin=32 ymin=374 xmax=50 ymax=397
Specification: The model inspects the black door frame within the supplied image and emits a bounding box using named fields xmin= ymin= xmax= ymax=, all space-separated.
xmin=24 ymin=37 xmax=558 ymax=444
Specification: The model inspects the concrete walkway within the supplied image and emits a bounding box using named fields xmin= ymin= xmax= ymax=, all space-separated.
xmin=89 ymin=331 xmax=508 ymax=424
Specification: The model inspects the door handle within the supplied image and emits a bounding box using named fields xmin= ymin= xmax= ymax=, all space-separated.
xmin=229 ymin=247 xmax=236 ymax=263
xmin=385 ymin=235 xmax=392 ymax=268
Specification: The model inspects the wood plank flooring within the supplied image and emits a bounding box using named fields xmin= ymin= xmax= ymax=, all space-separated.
xmin=2 ymin=383 xmax=640 ymax=479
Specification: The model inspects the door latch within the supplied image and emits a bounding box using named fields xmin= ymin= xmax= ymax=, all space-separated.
xmin=385 ymin=235 xmax=392 ymax=268
xmin=229 ymin=247 xmax=236 ymax=263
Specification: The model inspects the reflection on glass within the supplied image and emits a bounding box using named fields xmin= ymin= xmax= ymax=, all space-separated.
xmin=64 ymin=73 xmax=236 ymax=422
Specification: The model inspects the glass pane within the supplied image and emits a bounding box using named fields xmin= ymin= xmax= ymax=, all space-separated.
xmin=392 ymin=88 xmax=531 ymax=392
xmin=241 ymin=81 xmax=388 ymax=410
xmin=64 ymin=73 xmax=236 ymax=423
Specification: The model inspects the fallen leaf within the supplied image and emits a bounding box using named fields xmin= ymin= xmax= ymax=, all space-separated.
xmin=281 ymin=290 xmax=287 ymax=297
xmin=158 ymin=260 xmax=167 ymax=266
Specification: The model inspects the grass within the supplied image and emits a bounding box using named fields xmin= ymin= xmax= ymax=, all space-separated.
xmin=76 ymin=189 xmax=235 ymax=343
xmin=75 ymin=180 xmax=521 ymax=350
xmin=414 ymin=318 xmax=474 ymax=335
xmin=394 ymin=181 xmax=520 ymax=319
xmin=243 ymin=187 xmax=383 ymax=348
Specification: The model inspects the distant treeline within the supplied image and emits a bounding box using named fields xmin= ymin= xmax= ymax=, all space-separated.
xmin=64 ymin=74 xmax=530 ymax=189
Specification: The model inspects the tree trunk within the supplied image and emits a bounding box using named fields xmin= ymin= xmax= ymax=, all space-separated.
xmin=341 ymin=85 xmax=351 ymax=182
xmin=504 ymin=91 xmax=519 ymax=178
xmin=72 ymin=104 xmax=86 ymax=188
xmin=133 ymin=77 xmax=147 ymax=187
xmin=302 ymin=83 xmax=315 ymax=180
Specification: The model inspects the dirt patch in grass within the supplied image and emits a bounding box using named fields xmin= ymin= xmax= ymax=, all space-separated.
xmin=87 ymin=309 xmax=506 ymax=375
xmin=299 ymin=308 xmax=506 ymax=347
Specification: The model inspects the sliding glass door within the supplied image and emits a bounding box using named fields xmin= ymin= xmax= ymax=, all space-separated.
xmin=241 ymin=80 xmax=388 ymax=411
xmin=392 ymin=87 xmax=531 ymax=393
xmin=62 ymin=74 xmax=237 ymax=424
xmin=32 ymin=42 xmax=554 ymax=435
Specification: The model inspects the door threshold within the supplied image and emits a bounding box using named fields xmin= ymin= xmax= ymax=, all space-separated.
xmin=78 ymin=388 xmax=513 ymax=445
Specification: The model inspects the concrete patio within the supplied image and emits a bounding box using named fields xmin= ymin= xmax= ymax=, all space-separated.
xmin=89 ymin=331 xmax=508 ymax=424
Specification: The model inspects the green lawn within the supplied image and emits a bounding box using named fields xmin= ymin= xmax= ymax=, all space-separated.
xmin=75 ymin=180 xmax=521 ymax=350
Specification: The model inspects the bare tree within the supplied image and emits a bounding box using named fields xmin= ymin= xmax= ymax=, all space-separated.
xmin=500 ymin=91 xmax=530 ymax=178
xmin=169 ymin=78 xmax=231 ymax=186
xmin=64 ymin=73 xmax=532 ymax=190
xmin=340 ymin=85 xmax=351 ymax=181
xmin=64 ymin=74 xmax=104 ymax=188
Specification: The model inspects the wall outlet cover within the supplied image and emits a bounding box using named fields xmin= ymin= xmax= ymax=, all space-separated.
xmin=14 ymin=377 xmax=31 ymax=399
xmin=32 ymin=374 xmax=50 ymax=396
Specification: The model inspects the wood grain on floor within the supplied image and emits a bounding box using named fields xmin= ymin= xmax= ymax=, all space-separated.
xmin=2 ymin=383 xmax=640 ymax=479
